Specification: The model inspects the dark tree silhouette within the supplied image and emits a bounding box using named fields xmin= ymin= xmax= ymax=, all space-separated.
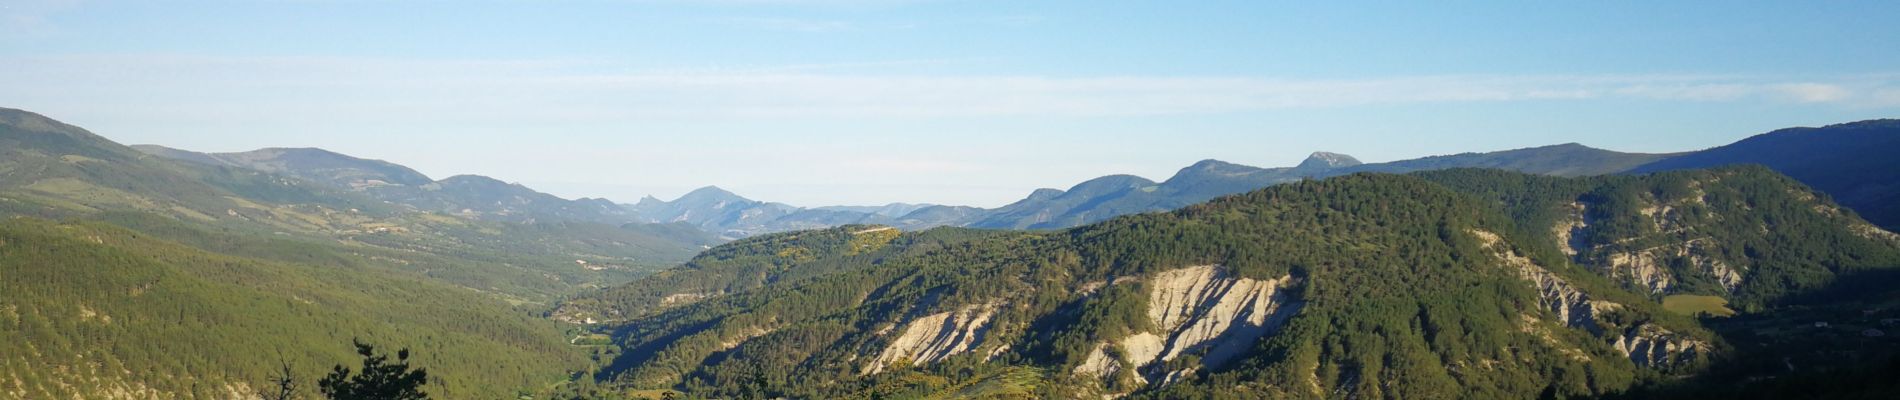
xmin=318 ymin=340 xmax=430 ymax=400
xmin=257 ymin=360 xmax=300 ymax=400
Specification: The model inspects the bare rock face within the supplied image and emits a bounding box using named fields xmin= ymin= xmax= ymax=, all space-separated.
xmin=1604 ymin=251 xmax=1677 ymax=294
xmin=1074 ymin=265 xmax=1302 ymax=389
xmin=1597 ymin=238 xmax=1745 ymax=295
xmin=1856 ymin=222 xmax=1900 ymax=243
xmin=1610 ymin=324 xmax=1707 ymax=368
xmin=1473 ymin=230 xmax=1708 ymax=368
xmin=1566 ymin=193 xmax=1749 ymax=295
xmin=1554 ymin=201 xmax=1591 ymax=257
xmin=865 ymin=302 xmax=1000 ymax=375
xmin=1074 ymin=343 xmax=1124 ymax=381
xmin=1144 ymin=266 xmax=1301 ymax=368
xmin=1481 ymin=230 xmax=1616 ymax=333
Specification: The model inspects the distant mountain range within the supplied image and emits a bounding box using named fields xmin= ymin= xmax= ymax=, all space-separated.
xmin=128 ymin=116 xmax=1900 ymax=237
xmin=132 ymin=145 xmax=642 ymax=225
xmin=618 ymin=142 xmax=1684 ymax=233
xmin=631 ymin=121 xmax=1900 ymax=234
xmin=133 ymin=122 xmax=1896 ymax=238
xmin=951 ymin=142 xmax=1682 ymax=230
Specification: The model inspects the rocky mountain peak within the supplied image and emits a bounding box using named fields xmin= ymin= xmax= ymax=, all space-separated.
xmin=1296 ymin=151 xmax=1363 ymax=170
xmin=1025 ymin=188 xmax=1066 ymax=201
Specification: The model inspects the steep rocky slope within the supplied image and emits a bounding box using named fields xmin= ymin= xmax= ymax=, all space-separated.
xmin=1417 ymin=167 xmax=1900 ymax=311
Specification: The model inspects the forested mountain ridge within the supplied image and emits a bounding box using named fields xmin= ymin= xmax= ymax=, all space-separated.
xmin=128 ymin=145 xmax=434 ymax=187
xmin=569 ymin=167 xmax=1897 ymax=398
xmin=1629 ymin=119 xmax=1900 ymax=230
xmin=960 ymin=121 xmax=1898 ymax=233
xmin=4 ymin=107 xmax=718 ymax=300
xmin=133 ymin=144 xmax=647 ymax=226
xmin=638 ymin=120 xmax=1894 ymax=238
xmin=1343 ymin=142 xmax=1675 ymax=177
xmin=0 ymin=107 xmax=719 ymax=398
xmin=549 ymin=225 xmax=1018 ymax=325
xmin=956 ymin=145 xmax=1677 ymax=231
xmin=1417 ymin=167 xmax=1900 ymax=311
xmin=609 ymin=144 xmax=1674 ymax=236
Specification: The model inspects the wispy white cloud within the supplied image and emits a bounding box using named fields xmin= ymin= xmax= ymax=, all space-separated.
xmin=1773 ymin=83 xmax=1852 ymax=103
xmin=1612 ymin=83 xmax=1755 ymax=101
xmin=3 ymin=55 xmax=1895 ymax=124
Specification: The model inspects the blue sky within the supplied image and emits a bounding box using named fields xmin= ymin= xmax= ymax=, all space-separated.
xmin=4 ymin=1 xmax=1898 ymax=207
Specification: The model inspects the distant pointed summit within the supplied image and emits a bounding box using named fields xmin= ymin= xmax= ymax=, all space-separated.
xmin=1025 ymin=188 xmax=1065 ymax=201
xmin=1296 ymin=151 xmax=1363 ymax=170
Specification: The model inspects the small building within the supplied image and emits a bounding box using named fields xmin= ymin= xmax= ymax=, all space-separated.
xmin=1864 ymin=329 xmax=1886 ymax=338
xmin=1814 ymin=322 xmax=1831 ymax=328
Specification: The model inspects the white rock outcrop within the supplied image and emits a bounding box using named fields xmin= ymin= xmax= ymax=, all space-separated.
xmin=1600 ymin=239 xmax=1745 ymax=294
xmin=1610 ymin=324 xmax=1708 ymax=368
xmin=1554 ymin=201 xmax=1591 ymax=257
xmin=1478 ymin=230 xmax=1617 ymax=332
xmin=865 ymin=302 xmax=999 ymax=375
xmin=1856 ymin=223 xmax=1900 ymax=243
xmin=1473 ymin=230 xmax=1707 ymax=368
xmin=1074 ymin=265 xmax=1302 ymax=387
xmin=1604 ymin=251 xmax=1676 ymax=294
xmin=1145 ymin=265 xmax=1300 ymax=368
xmin=1568 ymin=194 xmax=1748 ymax=294
xmin=1074 ymin=343 xmax=1123 ymax=381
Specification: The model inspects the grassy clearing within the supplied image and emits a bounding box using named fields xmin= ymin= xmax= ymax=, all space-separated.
xmin=621 ymin=389 xmax=682 ymax=399
xmin=1664 ymin=294 xmax=1736 ymax=317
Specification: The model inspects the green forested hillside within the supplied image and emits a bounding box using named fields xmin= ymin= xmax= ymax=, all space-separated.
xmin=0 ymin=217 xmax=585 ymax=399
xmin=550 ymin=225 xmax=1013 ymax=324
xmin=1416 ymin=167 xmax=1900 ymax=310
xmin=0 ymin=108 xmax=708 ymax=398
xmin=131 ymin=144 xmax=650 ymax=227
xmin=560 ymin=166 xmax=1898 ymax=399
xmin=10 ymin=101 xmax=1899 ymax=399
xmin=1629 ymin=119 xmax=1900 ymax=230
xmin=554 ymin=168 xmax=1894 ymax=399
xmin=2 ymin=107 xmax=714 ymax=302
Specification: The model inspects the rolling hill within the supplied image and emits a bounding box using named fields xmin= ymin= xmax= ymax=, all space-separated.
xmin=1629 ymin=119 xmax=1900 ymax=230
xmin=0 ymin=217 xmax=585 ymax=398
xmin=0 ymin=107 xmax=719 ymax=398
xmin=133 ymin=145 xmax=645 ymax=226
